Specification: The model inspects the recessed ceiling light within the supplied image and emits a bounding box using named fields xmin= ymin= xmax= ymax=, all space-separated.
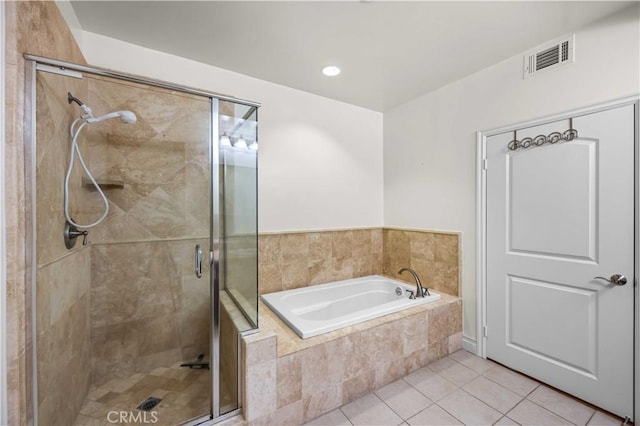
xmin=322 ymin=65 xmax=341 ymax=77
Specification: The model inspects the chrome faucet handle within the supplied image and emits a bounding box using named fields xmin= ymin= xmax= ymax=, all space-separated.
xmin=421 ymin=287 xmax=431 ymax=297
xmin=405 ymin=289 xmax=416 ymax=300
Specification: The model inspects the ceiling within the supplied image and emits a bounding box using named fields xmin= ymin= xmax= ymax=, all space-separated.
xmin=69 ymin=1 xmax=633 ymax=112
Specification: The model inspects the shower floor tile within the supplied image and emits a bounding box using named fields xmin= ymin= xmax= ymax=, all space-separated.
xmin=73 ymin=362 xmax=232 ymax=426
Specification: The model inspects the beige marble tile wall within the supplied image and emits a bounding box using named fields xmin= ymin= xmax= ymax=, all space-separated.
xmin=384 ymin=228 xmax=460 ymax=296
xmin=36 ymin=248 xmax=91 ymax=425
xmin=242 ymin=295 xmax=463 ymax=424
xmin=85 ymin=76 xmax=211 ymax=243
xmin=4 ymin=2 xmax=89 ymax=424
xmin=34 ymin=69 xmax=94 ymax=424
xmin=258 ymin=228 xmax=384 ymax=295
xmin=258 ymin=227 xmax=460 ymax=297
xmin=90 ymin=239 xmax=211 ymax=387
xmin=83 ymin=76 xmax=213 ymax=386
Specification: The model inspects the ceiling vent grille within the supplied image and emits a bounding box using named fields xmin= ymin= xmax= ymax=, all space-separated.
xmin=524 ymin=34 xmax=574 ymax=79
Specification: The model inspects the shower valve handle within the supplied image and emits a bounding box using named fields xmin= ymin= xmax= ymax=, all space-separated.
xmin=69 ymin=229 xmax=89 ymax=245
xmin=64 ymin=220 xmax=89 ymax=249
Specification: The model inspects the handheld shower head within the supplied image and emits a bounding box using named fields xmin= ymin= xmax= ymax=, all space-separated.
xmin=86 ymin=110 xmax=137 ymax=124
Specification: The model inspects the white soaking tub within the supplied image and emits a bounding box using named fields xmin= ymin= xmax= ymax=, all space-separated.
xmin=261 ymin=275 xmax=441 ymax=338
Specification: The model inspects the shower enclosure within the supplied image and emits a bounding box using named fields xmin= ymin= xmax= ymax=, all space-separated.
xmin=25 ymin=56 xmax=258 ymax=425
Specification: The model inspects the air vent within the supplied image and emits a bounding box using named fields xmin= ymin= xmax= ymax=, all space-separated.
xmin=523 ymin=34 xmax=574 ymax=79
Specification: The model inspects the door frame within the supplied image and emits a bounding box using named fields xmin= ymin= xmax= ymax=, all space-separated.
xmin=475 ymin=95 xmax=639 ymax=420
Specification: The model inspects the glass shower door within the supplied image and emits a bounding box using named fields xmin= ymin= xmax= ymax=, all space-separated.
xmin=216 ymin=100 xmax=259 ymax=416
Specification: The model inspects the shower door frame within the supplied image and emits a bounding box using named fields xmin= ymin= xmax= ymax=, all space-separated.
xmin=24 ymin=54 xmax=260 ymax=426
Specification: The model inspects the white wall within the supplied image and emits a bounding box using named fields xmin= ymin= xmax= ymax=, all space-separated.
xmin=80 ymin=32 xmax=384 ymax=233
xmin=384 ymin=4 xmax=640 ymax=343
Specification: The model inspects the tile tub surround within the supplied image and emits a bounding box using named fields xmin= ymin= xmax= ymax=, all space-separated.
xmin=242 ymin=294 xmax=462 ymax=424
xmin=258 ymin=227 xmax=460 ymax=298
xmin=383 ymin=228 xmax=460 ymax=298
xmin=258 ymin=229 xmax=384 ymax=295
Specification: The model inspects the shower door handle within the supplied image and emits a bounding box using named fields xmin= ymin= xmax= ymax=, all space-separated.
xmin=195 ymin=244 xmax=203 ymax=278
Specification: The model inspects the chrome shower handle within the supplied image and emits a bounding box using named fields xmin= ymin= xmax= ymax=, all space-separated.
xmin=593 ymin=274 xmax=627 ymax=286
xmin=195 ymin=244 xmax=203 ymax=278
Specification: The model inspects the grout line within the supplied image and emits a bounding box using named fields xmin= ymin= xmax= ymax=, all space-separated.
xmin=523 ymin=396 xmax=581 ymax=426
xmin=461 ymin=385 xmax=509 ymax=413
xmin=435 ymin=401 xmax=469 ymax=425
xmin=338 ymin=407 xmax=355 ymax=425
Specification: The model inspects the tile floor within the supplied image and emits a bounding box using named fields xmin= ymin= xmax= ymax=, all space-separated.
xmin=72 ymin=361 xmax=234 ymax=426
xmin=304 ymin=350 xmax=626 ymax=426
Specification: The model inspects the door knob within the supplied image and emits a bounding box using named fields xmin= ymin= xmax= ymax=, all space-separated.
xmin=593 ymin=274 xmax=627 ymax=286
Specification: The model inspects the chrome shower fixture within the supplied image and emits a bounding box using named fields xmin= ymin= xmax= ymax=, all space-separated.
xmin=67 ymin=92 xmax=137 ymax=124
xmin=64 ymin=92 xmax=138 ymax=234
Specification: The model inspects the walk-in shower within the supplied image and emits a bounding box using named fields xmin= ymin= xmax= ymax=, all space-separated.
xmin=26 ymin=56 xmax=259 ymax=425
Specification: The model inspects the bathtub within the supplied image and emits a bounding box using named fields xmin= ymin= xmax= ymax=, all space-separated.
xmin=261 ymin=275 xmax=441 ymax=338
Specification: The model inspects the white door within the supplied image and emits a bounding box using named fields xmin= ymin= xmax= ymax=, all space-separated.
xmin=486 ymin=104 xmax=635 ymax=420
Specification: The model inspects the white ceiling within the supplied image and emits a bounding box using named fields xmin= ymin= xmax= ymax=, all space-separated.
xmin=69 ymin=1 xmax=633 ymax=112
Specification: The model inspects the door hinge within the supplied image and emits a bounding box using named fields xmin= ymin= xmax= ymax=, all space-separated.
xmin=483 ymin=325 xmax=488 ymax=338
xmin=483 ymin=159 xmax=488 ymax=170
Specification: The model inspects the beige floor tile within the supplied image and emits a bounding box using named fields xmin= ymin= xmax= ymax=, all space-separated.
xmin=427 ymin=356 xmax=458 ymax=373
xmin=483 ymin=365 xmax=539 ymax=397
xmin=341 ymin=393 xmax=404 ymax=426
xmin=303 ymin=408 xmax=351 ymax=426
xmin=450 ymin=350 xmax=497 ymax=373
xmin=528 ymin=386 xmax=595 ymax=425
xmin=437 ymin=389 xmax=502 ymax=426
xmin=494 ymin=416 xmax=520 ymax=425
xmin=407 ymin=404 xmax=463 ymax=426
xmin=463 ymin=376 xmax=523 ymax=414
xmin=439 ymin=362 xmax=479 ymax=387
xmin=375 ymin=379 xmax=432 ymax=420
xmin=587 ymin=411 xmax=624 ymax=426
xmin=508 ymin=400 xmax=571 ymax=426
xmin=404 ymin=368 xmax=458 ymax=402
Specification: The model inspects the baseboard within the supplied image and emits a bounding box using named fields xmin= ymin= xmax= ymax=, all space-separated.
xmin=462 ymin=335 xmax=478 ymax=355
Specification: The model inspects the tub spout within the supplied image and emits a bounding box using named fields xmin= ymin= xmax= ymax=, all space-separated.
xmin=398 ymin=268 xmax=430 ymax=298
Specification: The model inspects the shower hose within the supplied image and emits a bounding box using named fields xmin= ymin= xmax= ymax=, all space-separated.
xmin=64 ymin=116 xmax=110 ymax=228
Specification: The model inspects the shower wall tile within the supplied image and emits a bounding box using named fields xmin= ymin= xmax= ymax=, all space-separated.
xmin=85 ymin=78 xmax=211 ymax=243
xmin=36 ymin=248 xmax=92 ymax=425
xmin=3 ymin=2 xmax=93 ymax=423
xmin=36 ymin=71 xmax=90 ymax=267
xmin=90 ymin=239 xmax=210 ymax=387
xmin=258 ymin=227 xmax=459 ymax=297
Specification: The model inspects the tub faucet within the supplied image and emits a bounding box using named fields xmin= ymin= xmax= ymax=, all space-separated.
xmin=398 ymin=268 xmax=430 ymax=298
